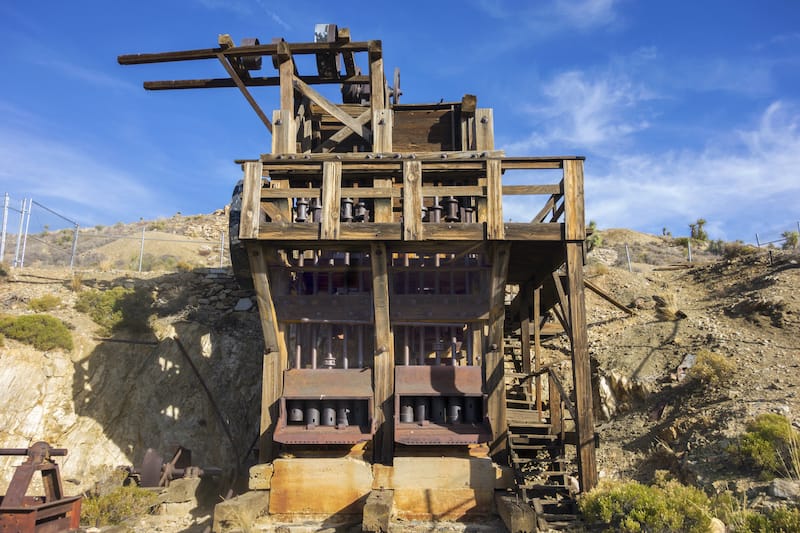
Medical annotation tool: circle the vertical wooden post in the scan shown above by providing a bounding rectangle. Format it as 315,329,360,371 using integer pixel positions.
486,158,504,239
486,242,510,455
370,243,394,464
239,162,263,240
369,40,392,153
562,158,597,491
402,160,423,240
247,244,289,462
320,161,342,239
274,41,297,156
460,94,477,151
519,283,532,405
475,108,494,227
533,287,543,418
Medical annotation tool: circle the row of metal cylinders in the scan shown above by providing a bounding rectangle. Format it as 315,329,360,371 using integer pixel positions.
287,399,368,428
399,396,481,425
294,196,475,223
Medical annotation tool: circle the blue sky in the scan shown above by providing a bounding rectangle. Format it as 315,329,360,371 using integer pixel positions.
1,1,798,243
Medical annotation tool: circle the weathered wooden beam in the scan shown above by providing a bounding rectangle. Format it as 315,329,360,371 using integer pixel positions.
240,162,263,239
563,159,586,241
520,283,532,405
118,41,373,65
584,279,635,315
142,74,370,90
247,244,289,462
486,242,511,455
271,109,296,155
474,109,494,151
215,49,272,133
320,161,342,239
292,75,372,142
316,110,371,153
566,241,597,491
370,243,394,464
402,160,423,240
531,195,558,223
486,159,504,239
533,287,543,418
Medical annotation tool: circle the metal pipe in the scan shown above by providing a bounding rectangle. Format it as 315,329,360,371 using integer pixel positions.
357,325,364,368
403,326,410,366
20,198,32,267
466,325,474,366
450,328,458,366
434,327,441,365
323,324,335,368
418,326,425,365
311,324,318,369
342,326,349,369
295,329,302,369
12,199,24,267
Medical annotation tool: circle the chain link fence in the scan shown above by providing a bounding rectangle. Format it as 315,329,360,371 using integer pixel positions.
1,193,231,271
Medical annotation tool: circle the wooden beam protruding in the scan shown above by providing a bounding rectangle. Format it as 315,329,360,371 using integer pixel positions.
475,108,494,151
402,160,423,240
271,109,297,155
370,243,394,464
316,109,371,153
320,161,342,239
563,159,586,241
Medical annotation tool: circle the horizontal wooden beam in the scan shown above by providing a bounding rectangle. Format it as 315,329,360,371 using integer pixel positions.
118,41,373,65
144,74,370,91
292,75,372,142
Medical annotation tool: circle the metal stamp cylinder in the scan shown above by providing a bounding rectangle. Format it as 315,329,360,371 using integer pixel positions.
321,401,336,426
305,403,320,427
447,397,463,424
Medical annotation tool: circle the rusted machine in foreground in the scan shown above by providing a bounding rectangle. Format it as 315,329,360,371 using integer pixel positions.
0,442,81,533
119,25,596,529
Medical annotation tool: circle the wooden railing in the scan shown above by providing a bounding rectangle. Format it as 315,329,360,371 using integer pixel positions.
239,153,585,243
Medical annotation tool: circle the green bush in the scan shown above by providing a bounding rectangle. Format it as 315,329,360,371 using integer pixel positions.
0,314,73,351
28,294,62,312
75,286,153,335
80,485,158,527
579,479,711,532
713,492,800,532
733,413,800,478
688,349,735,386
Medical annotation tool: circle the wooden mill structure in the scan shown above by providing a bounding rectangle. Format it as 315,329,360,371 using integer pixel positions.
119,25,597,530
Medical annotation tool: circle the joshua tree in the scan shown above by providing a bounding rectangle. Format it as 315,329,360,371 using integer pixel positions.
689,219,708,241
782,230,799,250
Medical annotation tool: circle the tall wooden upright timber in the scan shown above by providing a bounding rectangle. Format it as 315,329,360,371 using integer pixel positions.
118,26,598,492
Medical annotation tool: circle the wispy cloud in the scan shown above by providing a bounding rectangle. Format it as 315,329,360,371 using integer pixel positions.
504,68,655,153
254,0,291,31
32,59,135,91
471,0,623,33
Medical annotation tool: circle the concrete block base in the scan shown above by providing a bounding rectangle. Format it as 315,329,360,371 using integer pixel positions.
362,489,394,532
495,492,535,533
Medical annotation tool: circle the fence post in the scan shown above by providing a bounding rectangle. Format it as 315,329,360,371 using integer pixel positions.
624,243,632,272
0,193,8,262
70,224,79,270
138,226,145,272
755,233,760,248
13,199,25,267
687,240,692,263
20,198,32,267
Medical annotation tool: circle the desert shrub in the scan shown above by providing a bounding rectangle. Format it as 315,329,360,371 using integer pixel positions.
147,219,167,231
723,241,758,259
80,485,158,527
75,286,153,335
0,333,4,346
175,260,193,272
70,272,83,292
732,413,800,479
714,492,800,532
688,349,735,385
653,294,686,321
28,294,62,312
0,262,8,278
0,314,73,351
782,231,799,250
579,478,711,532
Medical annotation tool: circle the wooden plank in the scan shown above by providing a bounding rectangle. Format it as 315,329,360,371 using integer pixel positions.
274,294,373,323
320,161,342,239
340,223,401,240
402,160,423,240
118,41,373,65
501,160,561,170
373,178,393,222
548,372,563,438
420,185,483,197
520,283,532,405
531,195,557,223
502,185,561,195
422,223,484,240
247,244,288,462
369,40,391,153
533,287,543,418
317,109,371,153
143,74,371,90
486,242,511,455
474,109,494,151
278,41,294,117
552,272,570,330
240,162,263,239
563,159,586,240
260,187,400,199
486,158,504,239
390,295,488,322
584,279,635,315
258,223,319,240
370,243,394,464
566,241,597,491
503,223,563,241
292,75,372,142
261,150,503,162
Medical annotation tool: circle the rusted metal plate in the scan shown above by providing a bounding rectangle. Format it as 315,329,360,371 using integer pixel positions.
395,366,483,396
273,425,373,445
394,424,492,445
283,368,373,399
0,496,82,533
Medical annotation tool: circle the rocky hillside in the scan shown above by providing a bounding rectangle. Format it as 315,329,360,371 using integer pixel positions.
0,222,798,530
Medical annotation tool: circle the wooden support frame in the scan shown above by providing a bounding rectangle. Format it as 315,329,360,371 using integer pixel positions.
293,75,372,142
320,161,342,239
486,242,511,455
370,243,394,464
402,160,423,240
486,158,504,239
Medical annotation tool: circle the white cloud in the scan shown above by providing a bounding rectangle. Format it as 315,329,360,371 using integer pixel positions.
470,0,622,34
504,69,654,153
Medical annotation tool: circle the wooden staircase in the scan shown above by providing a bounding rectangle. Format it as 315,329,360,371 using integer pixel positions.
503,325,582,530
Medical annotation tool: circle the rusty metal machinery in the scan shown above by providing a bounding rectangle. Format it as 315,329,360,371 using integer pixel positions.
0,442,81,532
125,446,222,488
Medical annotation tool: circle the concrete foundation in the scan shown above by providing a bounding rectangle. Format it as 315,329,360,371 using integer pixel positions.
212,491,270,533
